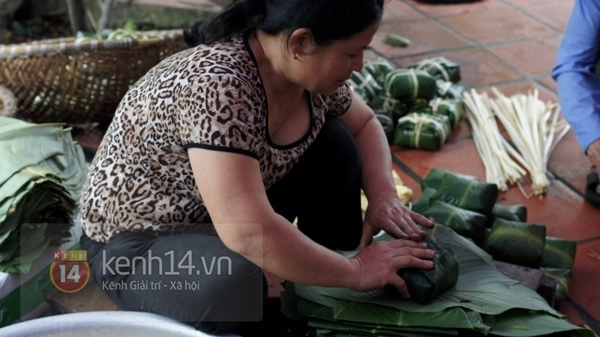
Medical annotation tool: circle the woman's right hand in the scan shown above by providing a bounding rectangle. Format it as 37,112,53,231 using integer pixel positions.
348,239,435,299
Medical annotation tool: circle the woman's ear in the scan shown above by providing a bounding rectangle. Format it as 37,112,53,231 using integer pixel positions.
287,28,316,59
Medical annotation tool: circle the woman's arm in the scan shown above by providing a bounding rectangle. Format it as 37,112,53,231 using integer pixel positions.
338,93,434,247
552,0,600,153
188,147,434,297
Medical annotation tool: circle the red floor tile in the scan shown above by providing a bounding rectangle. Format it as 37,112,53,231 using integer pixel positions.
372,19,469,59
517,0,575,32
547,131,592,181
568,239,600,318
383,0,428,22
487,35,563,77
403,0,508,18
439,6,557,45
393,137,486,182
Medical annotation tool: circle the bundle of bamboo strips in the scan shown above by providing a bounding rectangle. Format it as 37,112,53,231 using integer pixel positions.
463,88,570,198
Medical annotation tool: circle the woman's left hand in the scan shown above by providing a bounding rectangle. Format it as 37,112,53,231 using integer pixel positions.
360,193,434,248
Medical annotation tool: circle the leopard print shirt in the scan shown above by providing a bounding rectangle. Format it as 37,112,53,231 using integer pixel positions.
80,31,353,242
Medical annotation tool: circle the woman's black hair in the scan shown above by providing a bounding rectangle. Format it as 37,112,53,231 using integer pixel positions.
183,0,385,47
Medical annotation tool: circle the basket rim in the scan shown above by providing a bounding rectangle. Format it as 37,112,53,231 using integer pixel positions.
0,29,185,59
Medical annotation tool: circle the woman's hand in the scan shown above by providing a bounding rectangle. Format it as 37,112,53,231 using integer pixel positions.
360,193,434,248
349,238,435,298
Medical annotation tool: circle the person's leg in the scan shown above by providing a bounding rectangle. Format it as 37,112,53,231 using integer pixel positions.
266,117,363,251
81,231,266,336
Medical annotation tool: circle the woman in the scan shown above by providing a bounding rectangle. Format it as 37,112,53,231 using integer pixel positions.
80,0,435,335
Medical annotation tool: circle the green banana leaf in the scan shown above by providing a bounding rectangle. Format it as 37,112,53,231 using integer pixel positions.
377,113,395,144
420,168,477,192
294,290,488,332
363,58,397,84
0,117,87,274
487,219,546,268
411,187,438,215
540,236,576,270
429,97,463,130
411,57,461,83
384,69,438,101
490,204,528,224
541,268,571,306
291,226,593,336
437,81,465,100
349,69,386,104
393,113,451,151
399,233,459,305
407,99,433,115
429,172,498,217
421,200,487,246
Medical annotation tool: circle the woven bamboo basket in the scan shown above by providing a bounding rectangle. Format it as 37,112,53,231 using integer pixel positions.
0,29,188,126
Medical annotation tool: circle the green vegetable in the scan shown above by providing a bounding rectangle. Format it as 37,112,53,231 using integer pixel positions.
384,33,411,47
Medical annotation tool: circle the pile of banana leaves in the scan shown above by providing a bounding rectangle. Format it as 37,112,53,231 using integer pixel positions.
349,56,465,151
0,117,87,273
282,225,592,337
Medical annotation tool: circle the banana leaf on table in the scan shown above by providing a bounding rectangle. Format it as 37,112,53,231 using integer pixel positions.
285,225,593,337
0,117,87,273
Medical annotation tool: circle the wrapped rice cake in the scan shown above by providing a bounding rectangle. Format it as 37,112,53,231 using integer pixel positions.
429,97,464,129
363,57,396,84
393,112,451,151
541,236,576,270
412,56,461,83
487,219,546,268
399,230,459,304
429,172,499,217
384,68,438,101
349,69,385,104
421,168,477,191
491,203,528,224
422,200,487,246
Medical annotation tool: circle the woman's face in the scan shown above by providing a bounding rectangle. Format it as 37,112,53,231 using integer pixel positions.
297,21,381,96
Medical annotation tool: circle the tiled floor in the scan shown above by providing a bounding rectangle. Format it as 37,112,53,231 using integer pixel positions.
90,0,600,334
376,0,600,333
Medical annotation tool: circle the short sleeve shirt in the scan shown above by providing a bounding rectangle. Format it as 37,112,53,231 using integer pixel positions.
80,31,353,242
